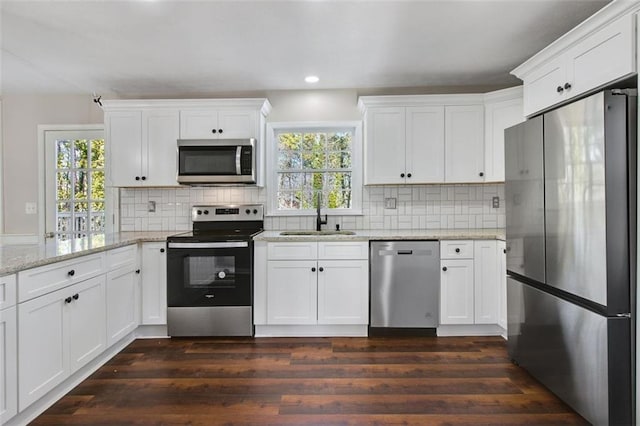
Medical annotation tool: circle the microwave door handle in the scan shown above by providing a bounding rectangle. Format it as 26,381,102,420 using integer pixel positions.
236,146,242,175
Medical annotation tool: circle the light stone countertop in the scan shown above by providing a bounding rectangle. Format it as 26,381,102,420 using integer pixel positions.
0,231,173,276
253,228,505,242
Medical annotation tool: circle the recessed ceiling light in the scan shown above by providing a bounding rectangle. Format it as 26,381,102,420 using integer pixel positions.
305,75,319,84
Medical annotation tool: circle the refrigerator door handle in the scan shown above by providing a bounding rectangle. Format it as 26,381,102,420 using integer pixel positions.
615,313,631,318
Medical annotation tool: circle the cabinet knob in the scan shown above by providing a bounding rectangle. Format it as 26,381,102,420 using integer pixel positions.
141,176,146,181
311,267,316,272
479,172,484,177
503,249,507,254
442,266,447,271
564,82,572,90
212,129,217,134
407,173,412,178
400,173,405,178
68,269,75,277
135,269,141,274
160,248,165,253
65,297,72,304
73,293,79,300
556,86,564,93
319,267,324,272
135,176,140,181
455,248,460,253
218,129,223,134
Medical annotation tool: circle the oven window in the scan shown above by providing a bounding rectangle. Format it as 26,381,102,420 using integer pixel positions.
185,255,235,288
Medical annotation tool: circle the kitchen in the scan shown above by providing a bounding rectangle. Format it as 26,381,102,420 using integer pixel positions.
0,0,636,424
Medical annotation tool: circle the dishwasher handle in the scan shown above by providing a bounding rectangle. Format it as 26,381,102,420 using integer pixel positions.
397,250,413,255
376,249,434,256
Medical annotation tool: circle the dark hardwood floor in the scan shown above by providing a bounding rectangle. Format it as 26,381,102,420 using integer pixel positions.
31,336,589,425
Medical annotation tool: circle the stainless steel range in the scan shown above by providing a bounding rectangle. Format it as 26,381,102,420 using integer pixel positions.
166,204,263,336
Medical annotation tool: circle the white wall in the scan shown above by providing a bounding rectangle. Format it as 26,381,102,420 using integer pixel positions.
265,89,361,122
1,95,103,235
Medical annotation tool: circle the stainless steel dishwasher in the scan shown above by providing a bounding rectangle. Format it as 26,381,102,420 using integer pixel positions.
370,241,440,333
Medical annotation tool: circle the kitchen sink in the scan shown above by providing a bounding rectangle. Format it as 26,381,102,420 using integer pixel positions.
279,230,356,236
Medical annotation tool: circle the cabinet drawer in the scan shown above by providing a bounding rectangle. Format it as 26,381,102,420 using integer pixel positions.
267,242,317,260
0,274,17,310
440,240,474,259
18,253,105,303
107,244,138,271
318,242,368,260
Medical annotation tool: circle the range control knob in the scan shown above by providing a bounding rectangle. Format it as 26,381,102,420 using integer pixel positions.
203,210,209,215
197,210,202,215
253,209,258,214
246,209,251,214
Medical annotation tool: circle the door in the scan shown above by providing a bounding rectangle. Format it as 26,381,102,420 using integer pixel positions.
266,260,317,324
364,107,406,184
0,306,17,423
406,106,445,183
106,111,143,186
317,260,368,325
67,276,106,372
143,110,180,186
444,105,485,182
106,266,138,347
522,56,568,116
179,110,219,139
440,259,474,324
504,116,545,282
217,109,257,139
18,288,68,410
473,240,498,324
141,242,167,324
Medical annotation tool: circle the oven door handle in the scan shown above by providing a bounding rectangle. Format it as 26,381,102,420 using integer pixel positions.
167,241,249,249
236,146,242,175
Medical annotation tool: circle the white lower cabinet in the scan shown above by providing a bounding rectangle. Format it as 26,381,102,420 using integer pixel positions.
497,241,507,330
106,266,139,347
440,240,502,327
140,243,167,325
264,242,369,327
0,306,17,423
18,275,106,411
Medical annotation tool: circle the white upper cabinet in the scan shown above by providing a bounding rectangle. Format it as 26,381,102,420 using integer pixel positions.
179,108,257,139
364,107,406,184
406,106,445,183
444,105,484,183
513,7,636,117
143,110,181,186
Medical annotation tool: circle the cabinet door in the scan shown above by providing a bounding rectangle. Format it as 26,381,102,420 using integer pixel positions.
473,241,499,324
106,266,138,347
522,56,568,117
440,259,474,325
267,261,317,324
18,288,68,410
217,109,257,139
143,110,180,186
106,110,143,186
67,276,106,373
405,106,445,183
0,306,17,423
317,260,369,325
484,97,523,182
364,107,406,184
497,241,507,330
179,110,218,139
569,13,635,98
444,105,485,183
141,243,167,325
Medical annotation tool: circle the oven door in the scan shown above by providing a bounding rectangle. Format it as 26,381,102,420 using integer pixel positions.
167,241,252,307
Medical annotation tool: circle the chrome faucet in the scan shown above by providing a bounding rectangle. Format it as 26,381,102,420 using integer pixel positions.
316,192,328,231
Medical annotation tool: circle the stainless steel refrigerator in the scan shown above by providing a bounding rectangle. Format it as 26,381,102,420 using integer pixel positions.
505,89,636,426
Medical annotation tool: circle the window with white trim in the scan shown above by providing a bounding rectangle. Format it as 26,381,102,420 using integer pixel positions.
267,122,362,215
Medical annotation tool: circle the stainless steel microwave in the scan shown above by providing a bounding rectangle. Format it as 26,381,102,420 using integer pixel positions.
177,138,256,184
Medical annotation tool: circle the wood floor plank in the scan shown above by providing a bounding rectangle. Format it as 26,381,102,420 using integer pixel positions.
31,336,589,425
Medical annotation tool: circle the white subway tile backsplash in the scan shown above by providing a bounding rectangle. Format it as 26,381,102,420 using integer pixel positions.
118,184,505,232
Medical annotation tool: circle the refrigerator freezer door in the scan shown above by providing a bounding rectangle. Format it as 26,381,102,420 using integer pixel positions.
507,277,632,426
504,116,545,283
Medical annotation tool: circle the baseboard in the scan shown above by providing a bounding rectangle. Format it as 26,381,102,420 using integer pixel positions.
135,324,168,338
436,324,505,337
254,324,368,337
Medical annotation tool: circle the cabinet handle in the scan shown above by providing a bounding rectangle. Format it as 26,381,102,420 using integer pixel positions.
442,267,447,271
564,82,572,90
65,297,72,304
479,172,484,177
212,129,217,134
407,173,412,178
160,248,165,253
73,293,79,300
319,267,324,272
556,86,564,93
218,129,223,134
311,267,316,272
400,173,405,178
455,248,460,253
68,269,75,277
135,269,141,274
135,176,140,181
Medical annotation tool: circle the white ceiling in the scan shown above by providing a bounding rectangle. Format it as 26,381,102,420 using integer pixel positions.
1,0,610,98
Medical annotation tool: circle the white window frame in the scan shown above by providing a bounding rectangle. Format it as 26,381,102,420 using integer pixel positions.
266,121,363,217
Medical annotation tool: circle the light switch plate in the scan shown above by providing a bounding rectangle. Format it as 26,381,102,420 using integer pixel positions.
492,196,500,208
25,202,37,215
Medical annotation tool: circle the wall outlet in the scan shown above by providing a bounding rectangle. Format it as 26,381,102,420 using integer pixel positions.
384,198,397,209
25,202,37,215
492,196,500,209
148,201,156,213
